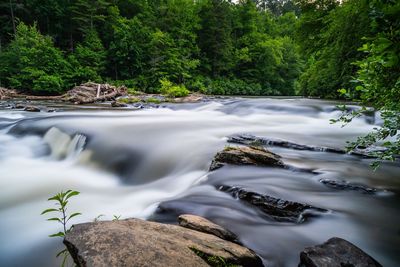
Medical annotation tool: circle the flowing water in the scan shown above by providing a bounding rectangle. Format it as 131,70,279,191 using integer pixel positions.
0,98,399,267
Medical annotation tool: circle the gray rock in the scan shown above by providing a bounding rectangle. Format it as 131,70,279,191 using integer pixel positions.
64,218,264,267
178,214,240,243
210,145,284,171
299,237,382,267
319,179,381,194
23,106,40,112
217,185,327,223
111,101,127,107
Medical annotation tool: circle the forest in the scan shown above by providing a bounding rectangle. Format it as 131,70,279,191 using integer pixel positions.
0,0,397,98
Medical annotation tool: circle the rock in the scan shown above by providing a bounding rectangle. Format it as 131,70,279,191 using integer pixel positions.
299,237,382,267
64,218,264,267
217,185,327,223
227,133,388,158
23,106,41,112
178,214,240,244
210,146,284,171
111,101,127,107
319,179,380,194
228,134,343,154
14,103,26,109
64,82,127,104
171,93,206,103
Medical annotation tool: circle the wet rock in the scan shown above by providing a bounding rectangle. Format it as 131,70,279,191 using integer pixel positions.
64,218,264,267
14,103,26,109
228,133,388,158
319,179,380,194
111,101,127,107
228,134,343,153
23,106,41,112
299,237,382,267
217,185,327,223
178,214,240,244
210,146,284,171
170,93,206,103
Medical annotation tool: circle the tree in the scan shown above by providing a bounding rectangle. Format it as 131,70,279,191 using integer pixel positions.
0,22,71,94
336,0,400,166
69,29,107,83
198,0,234,77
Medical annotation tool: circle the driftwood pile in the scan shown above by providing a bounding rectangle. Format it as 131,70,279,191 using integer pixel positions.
64,82,127,104
0,87,18,100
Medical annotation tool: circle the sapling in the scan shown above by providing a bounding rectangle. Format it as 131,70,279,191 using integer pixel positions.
41,190,81,267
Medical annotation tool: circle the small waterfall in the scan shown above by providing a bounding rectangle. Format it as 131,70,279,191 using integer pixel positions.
43,127,86,160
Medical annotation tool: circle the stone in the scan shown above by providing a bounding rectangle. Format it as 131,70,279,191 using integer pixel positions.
23,105,40,112
111,101,127,107
299,237,382,267
178,214,240,243
64,218,264,267
319,179,380,194
210,145,284,171
217,185,327,223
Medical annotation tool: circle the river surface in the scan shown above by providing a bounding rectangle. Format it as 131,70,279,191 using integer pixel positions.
0,98,399,267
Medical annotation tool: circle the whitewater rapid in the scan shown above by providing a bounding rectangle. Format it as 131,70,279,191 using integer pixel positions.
0,98,399,267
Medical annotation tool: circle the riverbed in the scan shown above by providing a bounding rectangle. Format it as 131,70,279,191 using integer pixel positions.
0,98,399,267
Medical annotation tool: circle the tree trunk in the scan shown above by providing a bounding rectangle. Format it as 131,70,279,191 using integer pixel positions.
9,0,16,36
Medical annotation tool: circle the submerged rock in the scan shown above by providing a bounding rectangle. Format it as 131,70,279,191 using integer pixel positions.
178,214,240,244
23,105,41,112
210,145,284,171
319,178,380,194
111,101,127,107
64,218,264,267
299,237,382,267
217,185,327,223
227,133,387,158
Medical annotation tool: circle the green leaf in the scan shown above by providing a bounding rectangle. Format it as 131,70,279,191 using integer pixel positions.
67,212,82,222
49,232,65,238
47,217,62,223
56,248,68,258
65,190,80,201
40,208,58,215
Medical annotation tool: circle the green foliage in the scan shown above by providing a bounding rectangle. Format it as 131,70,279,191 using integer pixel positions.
190,247,240,267
0,22,70,94
159,78,190,98
41,190,81,266
333,0,400,166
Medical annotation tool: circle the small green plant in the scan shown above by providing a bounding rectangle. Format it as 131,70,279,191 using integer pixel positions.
190,247,239,267
144,97,162,104
41,190,81,267
159,78,190,98
112,215,122,221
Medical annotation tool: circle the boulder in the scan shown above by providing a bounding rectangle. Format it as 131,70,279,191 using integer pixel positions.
319,179,380,194
178,214,240,243
23,105,41,112
217,185,327,223
111,101,127,108
64,218,264,267
210,146,284,171
64,82,127,104
299,237,382,267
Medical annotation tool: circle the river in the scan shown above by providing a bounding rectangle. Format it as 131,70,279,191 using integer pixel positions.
0,98,399,267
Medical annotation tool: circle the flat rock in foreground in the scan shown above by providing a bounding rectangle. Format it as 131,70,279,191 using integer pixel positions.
210,145,284,171
300,237,382,267
178,214,240,243
64,218,264,267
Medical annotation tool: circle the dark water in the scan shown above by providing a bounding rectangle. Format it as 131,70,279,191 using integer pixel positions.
0,98,399,266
